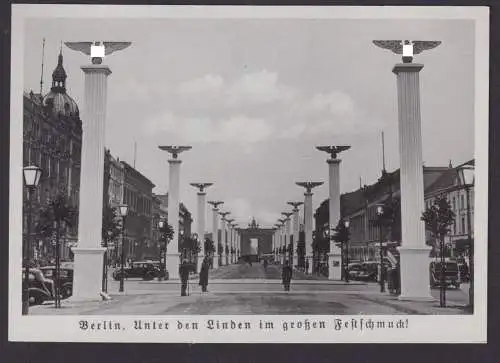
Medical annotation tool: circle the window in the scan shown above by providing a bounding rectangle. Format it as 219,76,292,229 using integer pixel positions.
461,217,466,234
452,197,456,211
453,220,456,235
460,195,465,210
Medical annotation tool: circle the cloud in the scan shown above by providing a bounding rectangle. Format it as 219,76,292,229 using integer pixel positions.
222,198,281,227
310,91,355,115
144,112,273,145
177,74,224,97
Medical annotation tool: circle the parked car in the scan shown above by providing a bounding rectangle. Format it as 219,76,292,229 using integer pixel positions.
430,260,460,289
348,262,364,280
356,262,379,282
112,261,161,281
22,268,55,306
39,266,74,299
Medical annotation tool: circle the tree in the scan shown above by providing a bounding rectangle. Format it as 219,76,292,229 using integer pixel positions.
204,238,215,254
35,191,77,307
332,219,351,282
180,236,201,254
101,204,121,249
421,195,455,308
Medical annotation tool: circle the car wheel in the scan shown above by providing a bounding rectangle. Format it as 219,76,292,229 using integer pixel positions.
61,284,73,299
143,273,154,281
30,293,44,306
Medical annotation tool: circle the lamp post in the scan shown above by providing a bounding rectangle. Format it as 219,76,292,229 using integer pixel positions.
118,204,129,292
458,165,474,311
376,204,386,292
22,165,42,315
344,219,350,283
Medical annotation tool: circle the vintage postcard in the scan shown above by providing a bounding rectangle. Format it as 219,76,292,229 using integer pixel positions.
9,5,488,343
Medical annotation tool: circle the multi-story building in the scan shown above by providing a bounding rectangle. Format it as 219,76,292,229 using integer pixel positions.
121,161,155,261
314,161,475,267
153,193,193,251
23,49,82,261
107,151,125,208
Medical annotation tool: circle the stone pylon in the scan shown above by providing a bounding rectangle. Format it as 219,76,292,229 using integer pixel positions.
190,183,213,273
373,39,441,300
273,225,280,261
282,212,293,264
226,219,234,264
219,212,230,266
67,42,131,301
208,201,223,269
288,201,303,269
159,146,192,280
296,182,323,274
316,146,351,280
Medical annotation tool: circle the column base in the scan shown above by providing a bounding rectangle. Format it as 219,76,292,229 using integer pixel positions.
328,253,342,280
71,247,106,301
166,253,181,280
397,246,435,301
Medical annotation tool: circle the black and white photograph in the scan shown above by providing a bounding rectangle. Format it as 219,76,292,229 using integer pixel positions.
9,5,488,343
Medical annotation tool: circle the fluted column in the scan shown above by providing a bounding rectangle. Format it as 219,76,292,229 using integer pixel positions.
208,201,223,269
72,64,111,300
288,202,303,270
328,159,342,280
166,160,181,279
394,63,433,301
303,195,314,274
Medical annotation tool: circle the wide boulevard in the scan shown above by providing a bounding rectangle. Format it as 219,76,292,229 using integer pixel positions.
31,262,470,315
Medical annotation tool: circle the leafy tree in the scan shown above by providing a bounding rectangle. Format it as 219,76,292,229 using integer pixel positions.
421,195,455,308
204,238,215,254
36,191,77,243
180,236,201,254
159,221,174,246
421,196,455,252
101,203,121,248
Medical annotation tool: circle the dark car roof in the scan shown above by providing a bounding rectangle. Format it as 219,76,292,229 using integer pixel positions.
40,266,73,270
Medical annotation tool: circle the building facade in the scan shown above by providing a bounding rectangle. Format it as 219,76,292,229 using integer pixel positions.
121,161,155,261
313,162,475,269
23,50,82,262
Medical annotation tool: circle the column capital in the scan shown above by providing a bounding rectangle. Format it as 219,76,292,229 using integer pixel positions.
304,192,313,197
81,64,112,76
168,159,182,165
197,192,206,196
392,63,424,74
327,158,342,165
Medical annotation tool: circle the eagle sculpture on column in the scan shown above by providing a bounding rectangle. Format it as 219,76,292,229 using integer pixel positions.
316,145,351,160
158,146,192,159
65,41,132,64
372,40,441,63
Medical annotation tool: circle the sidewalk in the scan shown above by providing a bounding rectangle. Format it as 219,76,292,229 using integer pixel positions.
355,293,468,315
140,278,366,285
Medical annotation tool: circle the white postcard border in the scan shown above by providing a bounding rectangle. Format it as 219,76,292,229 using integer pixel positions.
9,4,489,343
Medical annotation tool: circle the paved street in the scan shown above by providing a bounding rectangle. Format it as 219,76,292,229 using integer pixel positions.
31,263,470,315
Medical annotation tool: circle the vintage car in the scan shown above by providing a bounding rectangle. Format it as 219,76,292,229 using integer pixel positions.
39,266,74,299
355,261,380,282
22,268,55,306
112,260,161,281
429,260,460,289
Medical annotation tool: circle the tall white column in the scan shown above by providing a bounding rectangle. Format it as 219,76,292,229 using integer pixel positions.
328,159,342,280
288,202,302,269
393,63,433,301
167,160,181,279
208,201,223,269
191,183,212,273
228,225,233,264
196,191,206,273
72,64,111,301
220,213,229,266
304,192,313,274
282,213,292,264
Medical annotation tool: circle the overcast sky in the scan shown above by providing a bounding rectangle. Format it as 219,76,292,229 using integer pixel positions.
23,17,475,231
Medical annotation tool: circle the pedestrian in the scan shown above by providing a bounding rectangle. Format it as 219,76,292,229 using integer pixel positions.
199,256,210,293
179,259,190,296
282,260,293,292
263,259,268,271
305,259,310,274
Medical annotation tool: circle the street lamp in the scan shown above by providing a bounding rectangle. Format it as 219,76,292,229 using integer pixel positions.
344,219,350,283
117,204,129,292
457,165,474,311
22,165,42,315
376,204,386,292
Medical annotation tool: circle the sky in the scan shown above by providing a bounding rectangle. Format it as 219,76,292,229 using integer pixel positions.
23,17,475,232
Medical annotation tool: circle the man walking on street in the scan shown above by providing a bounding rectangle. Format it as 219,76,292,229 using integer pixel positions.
179,259,191,296
282,260,293,292
199,256,210,293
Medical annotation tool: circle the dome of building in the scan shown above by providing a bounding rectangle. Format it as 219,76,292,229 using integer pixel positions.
42,50,79,118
